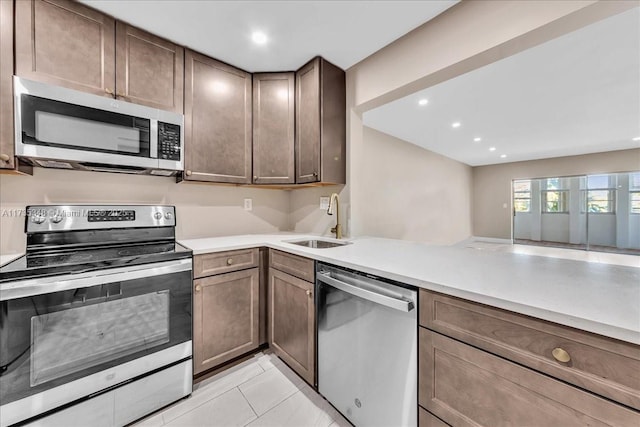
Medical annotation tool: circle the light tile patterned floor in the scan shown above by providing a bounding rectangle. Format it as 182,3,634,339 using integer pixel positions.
132,353,352,427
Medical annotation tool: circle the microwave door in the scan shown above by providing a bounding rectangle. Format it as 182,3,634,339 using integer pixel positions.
13,77,170,170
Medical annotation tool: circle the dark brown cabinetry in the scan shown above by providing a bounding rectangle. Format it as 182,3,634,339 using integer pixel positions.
15,0,116,96
115,22,184,112
183,50,252,184
418,289,640,426
0,0,14,169
252,73,295,184
15,0,183,112
269,250,315,384
295,57,346,184
193,249,261,375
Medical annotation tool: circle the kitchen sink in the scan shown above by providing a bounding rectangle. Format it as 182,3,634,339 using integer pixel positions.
287,239,351,249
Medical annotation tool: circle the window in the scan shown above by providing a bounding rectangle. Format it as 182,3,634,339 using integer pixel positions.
542,177,569,213
631,172,640,214
513,180,531,212
586,174,616,214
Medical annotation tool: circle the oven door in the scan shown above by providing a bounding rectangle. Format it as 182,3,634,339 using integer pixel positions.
14,77,163,169
0,258,192,425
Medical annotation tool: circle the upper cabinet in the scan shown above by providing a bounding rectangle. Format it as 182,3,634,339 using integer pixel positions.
252,73,295,185
295,57,346,184
15,0,184,112
0,0,14,169
183,50,252,184
115,22,184,112
15,0,116,96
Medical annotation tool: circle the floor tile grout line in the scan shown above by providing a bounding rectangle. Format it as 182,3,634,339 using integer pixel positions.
164,386,247,426
237,385,260,424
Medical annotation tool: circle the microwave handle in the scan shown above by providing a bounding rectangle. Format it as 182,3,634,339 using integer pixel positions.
150,119,158,159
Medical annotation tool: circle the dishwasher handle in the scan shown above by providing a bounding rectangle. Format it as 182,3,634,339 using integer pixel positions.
317,271,414,312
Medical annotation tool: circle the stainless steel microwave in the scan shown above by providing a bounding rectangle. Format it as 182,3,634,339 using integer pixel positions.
14,77,184,176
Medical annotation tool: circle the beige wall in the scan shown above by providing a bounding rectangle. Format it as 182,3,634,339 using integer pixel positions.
357,127,472,244
289,185,346,236
472,148,640,239
0,168,290,254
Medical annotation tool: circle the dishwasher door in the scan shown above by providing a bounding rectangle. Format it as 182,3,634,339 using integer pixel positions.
316,264,417,427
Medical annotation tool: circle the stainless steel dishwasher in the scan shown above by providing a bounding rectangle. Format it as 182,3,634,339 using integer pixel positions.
316,263,417,427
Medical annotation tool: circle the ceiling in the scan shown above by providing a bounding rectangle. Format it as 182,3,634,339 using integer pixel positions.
81,0,458,72
363,7,640,166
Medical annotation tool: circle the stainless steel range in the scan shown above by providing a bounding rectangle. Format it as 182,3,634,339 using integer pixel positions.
0,205,193,427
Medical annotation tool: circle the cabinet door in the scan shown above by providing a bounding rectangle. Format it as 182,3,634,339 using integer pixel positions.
419,329,640,427
115,22,184,113
295,58,321,183
269,269,315,384
15,0,116,96
184,50,252,184
252,73,295,184
0,0,14,169
193,268,260,375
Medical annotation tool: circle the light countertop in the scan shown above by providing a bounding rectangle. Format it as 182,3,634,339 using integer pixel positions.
179,234,640,345
0,253,23,268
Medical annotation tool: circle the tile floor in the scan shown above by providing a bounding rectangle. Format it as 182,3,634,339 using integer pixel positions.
132,353,352,427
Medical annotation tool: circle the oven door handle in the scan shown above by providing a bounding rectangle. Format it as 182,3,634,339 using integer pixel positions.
317,271,414,312
0,258,192,301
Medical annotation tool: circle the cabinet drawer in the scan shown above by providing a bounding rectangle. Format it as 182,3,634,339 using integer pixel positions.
419,290,640,410
194,248,259,278
419,329,639,427
269,249,314,283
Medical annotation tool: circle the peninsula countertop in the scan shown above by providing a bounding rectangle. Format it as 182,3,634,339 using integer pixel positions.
179,234,640,345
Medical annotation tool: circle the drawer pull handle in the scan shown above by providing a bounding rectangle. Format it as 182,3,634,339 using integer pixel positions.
306,290,312,297
552,347,571,363
195,284,202,292
227,258,234,265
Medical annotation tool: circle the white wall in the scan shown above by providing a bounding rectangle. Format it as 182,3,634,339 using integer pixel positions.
0,168,291,254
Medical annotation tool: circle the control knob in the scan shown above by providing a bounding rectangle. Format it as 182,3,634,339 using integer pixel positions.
51,213,64,223
31,214,46,224
154,212,163,220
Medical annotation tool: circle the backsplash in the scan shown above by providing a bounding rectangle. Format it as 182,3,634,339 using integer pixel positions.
0,168,292,254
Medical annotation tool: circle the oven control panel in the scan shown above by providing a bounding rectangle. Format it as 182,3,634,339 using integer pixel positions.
26,205,176,232
88,209,136,223
158,122,181,161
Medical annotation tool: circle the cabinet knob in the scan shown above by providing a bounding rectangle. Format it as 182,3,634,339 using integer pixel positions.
0,153,9,162
254,176,258,181
105,88,114,96
306,290,312,297
186,170,192,176
552,347,571,363
227,258,234,265
195,284,202,292
312,172,318,178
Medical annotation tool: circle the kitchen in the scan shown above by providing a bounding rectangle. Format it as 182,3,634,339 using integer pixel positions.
0,1,639,426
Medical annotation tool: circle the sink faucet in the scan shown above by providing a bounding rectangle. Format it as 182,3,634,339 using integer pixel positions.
327,193,342,239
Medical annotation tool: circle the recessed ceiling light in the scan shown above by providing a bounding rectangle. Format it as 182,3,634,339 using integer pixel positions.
418,99,429,106
489,147,496,152
500,154,507,158
451,122,461,128
473,137,482,142
633,136,640,141
252,31,268,45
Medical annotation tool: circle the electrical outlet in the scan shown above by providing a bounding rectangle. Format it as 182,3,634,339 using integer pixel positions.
244,198,252,211
320,197,330,210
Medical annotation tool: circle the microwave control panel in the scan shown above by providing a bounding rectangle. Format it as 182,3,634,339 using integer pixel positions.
158,122,181,161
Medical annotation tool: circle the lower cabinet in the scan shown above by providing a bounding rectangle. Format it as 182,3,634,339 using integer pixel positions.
269,267,315,385
193,268,260,375
418,289,640,427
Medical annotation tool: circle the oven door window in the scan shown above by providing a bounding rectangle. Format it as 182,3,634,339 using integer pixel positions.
30,291,170,387
20,94,151,157
0,269,191,405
